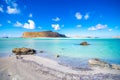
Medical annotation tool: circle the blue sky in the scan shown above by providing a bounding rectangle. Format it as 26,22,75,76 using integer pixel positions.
0,0,120,37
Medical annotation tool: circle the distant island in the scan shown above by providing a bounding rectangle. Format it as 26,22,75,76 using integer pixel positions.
112,36,120,39
22,31,66,38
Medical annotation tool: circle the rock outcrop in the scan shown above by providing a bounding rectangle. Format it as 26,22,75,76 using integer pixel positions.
55,54,60,58
88,58,110,68
80,42,89,46
111,64,120,70
88,58,120,70
12,48,36,55
22,31,66,38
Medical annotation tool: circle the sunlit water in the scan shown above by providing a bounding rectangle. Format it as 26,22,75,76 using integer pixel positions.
0,38,120,67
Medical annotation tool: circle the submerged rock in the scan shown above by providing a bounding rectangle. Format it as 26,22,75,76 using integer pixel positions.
88,58,110,68
12,48,36,55
55,54,60,58
80,42,89,46
39,50,44,53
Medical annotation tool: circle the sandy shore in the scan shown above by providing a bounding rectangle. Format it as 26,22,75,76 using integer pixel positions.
0,55,120,80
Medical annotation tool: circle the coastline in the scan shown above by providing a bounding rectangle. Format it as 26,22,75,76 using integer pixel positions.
0,55,120,80
1,37,120,39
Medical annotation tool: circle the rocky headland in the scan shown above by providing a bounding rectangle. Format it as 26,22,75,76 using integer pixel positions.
22,31,66,38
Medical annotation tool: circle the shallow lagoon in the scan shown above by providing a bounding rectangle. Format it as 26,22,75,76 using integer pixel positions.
0,38,120,66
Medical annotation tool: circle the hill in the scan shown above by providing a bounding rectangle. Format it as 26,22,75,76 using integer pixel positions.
22,31,66,38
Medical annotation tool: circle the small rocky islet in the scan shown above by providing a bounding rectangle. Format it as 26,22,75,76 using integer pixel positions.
80,41,90,46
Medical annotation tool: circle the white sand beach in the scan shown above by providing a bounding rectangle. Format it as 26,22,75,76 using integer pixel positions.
0,55,120,80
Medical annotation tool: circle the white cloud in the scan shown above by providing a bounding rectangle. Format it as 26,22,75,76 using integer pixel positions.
96,24,107,29
0,7,4,12
13,20,35,29
88,26,97,30
76,25,82,28
88,24,107,30
75,12,82,20
7,20,11,23
23,20,35,29
14,21,23,27
29,13,32,18
52,17,60,21
7,6,20,14
108,29,112,31
5,0,17,6
0,24,2,27
51,24,60,30
84,14,89,20
5,0,20,14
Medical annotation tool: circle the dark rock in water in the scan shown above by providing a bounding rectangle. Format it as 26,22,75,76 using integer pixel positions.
3,36,8,38
12,48,36,55
61,48,65,50
55,54,60,58
80,42,89,46
39,50,44,53
88,58,111,68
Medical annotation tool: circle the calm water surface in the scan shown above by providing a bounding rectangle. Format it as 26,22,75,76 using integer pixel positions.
0,38,120,65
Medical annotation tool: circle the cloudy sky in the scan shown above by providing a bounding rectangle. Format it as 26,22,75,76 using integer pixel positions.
0,0,120,37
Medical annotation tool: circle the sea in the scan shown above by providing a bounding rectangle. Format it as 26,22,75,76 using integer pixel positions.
0,38,120,68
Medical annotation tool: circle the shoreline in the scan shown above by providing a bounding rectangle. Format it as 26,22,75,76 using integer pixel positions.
1,37,120,39
0,55,120,80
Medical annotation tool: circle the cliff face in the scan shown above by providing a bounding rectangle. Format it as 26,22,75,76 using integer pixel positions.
22,31,66,38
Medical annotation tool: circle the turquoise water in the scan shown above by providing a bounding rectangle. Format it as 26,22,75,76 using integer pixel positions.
0,38,120,64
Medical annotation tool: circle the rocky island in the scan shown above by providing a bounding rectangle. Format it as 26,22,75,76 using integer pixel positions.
22,31,66,38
